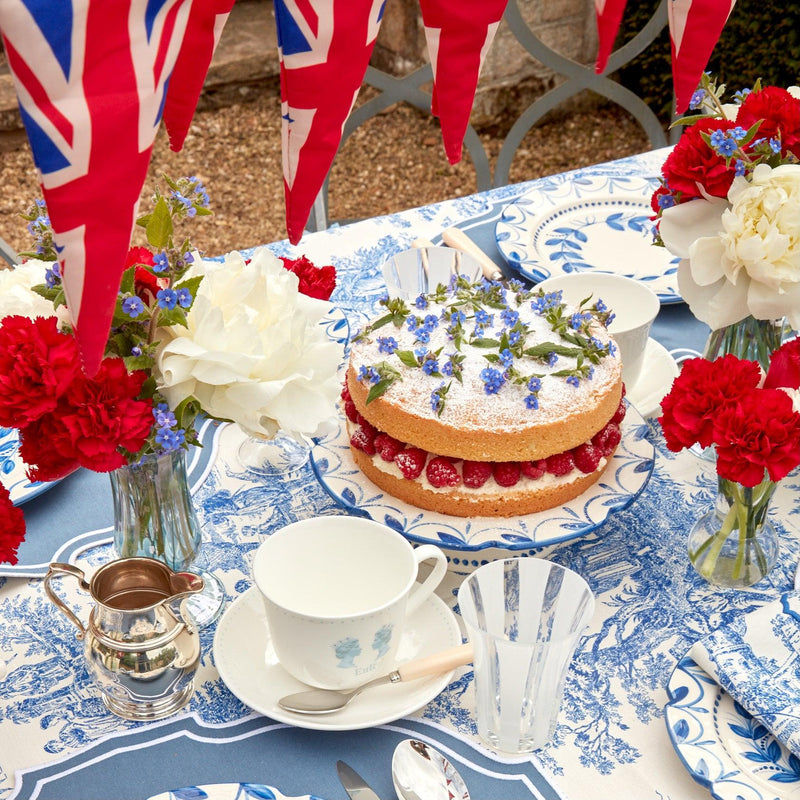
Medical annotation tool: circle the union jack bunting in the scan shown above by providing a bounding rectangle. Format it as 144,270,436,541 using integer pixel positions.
419,0,506,165
275,0,386,245
594,0,736,113
0,0,194,375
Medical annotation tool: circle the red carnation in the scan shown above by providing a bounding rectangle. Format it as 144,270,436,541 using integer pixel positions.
125,246,161,303
19,415,80,483
736,86,800,159
714,389,800,486
659,355,762,451
660,118,740,201
764,338,800,391
0,482,26,565
281,255,337,300
0,315,81,427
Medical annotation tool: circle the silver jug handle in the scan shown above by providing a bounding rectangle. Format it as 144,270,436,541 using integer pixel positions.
44,563,90,639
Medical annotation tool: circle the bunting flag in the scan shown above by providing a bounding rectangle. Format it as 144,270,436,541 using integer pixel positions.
418,0,506,165
593,0,629,74
162,0,235,152
275,0,386,245
0,0,195,375
668,0,736,113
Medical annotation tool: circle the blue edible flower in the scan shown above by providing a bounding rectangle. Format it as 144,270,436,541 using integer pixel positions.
377,336,399,355
157,288,178,310
480,367,505,395
122,296,145,318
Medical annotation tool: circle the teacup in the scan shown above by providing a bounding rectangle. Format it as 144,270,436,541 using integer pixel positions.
536,272,660,388
252,516,448,689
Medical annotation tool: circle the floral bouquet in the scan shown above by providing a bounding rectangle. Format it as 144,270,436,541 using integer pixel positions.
651,74,800,361
0,178,341,565
659,337,800,585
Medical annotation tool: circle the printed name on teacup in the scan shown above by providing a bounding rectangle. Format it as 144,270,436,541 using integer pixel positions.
252,516,448,690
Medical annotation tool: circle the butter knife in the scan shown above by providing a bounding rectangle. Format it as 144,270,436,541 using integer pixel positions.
336,760,381,800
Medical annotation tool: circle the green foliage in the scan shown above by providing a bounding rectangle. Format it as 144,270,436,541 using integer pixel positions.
616,0,800,125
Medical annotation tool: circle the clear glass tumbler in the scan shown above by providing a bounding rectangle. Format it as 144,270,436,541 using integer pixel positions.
458,557,595,753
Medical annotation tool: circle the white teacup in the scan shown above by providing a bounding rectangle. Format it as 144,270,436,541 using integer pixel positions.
536,272,659,389
252,516,448,690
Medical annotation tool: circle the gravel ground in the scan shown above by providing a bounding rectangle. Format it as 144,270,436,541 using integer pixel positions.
0,89,650,259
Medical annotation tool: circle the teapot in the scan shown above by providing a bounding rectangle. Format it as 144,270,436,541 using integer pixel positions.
44,557,205,721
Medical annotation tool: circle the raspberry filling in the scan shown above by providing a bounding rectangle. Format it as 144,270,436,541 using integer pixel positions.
342,384,626,490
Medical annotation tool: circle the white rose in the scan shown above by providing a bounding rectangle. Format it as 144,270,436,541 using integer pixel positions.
156,247,343,439
661,163,800,330
0,260,61,321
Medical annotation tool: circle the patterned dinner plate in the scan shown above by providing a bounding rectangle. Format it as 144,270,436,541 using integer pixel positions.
494,175,682,304
665,653,800,800
147,784,324,800
310,405,655,565
0,426,62,506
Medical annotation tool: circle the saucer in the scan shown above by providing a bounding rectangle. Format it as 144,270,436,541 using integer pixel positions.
213,586,462,731
626,338,679,418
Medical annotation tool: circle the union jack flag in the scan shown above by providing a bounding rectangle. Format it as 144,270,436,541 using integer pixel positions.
0,0,195,375
275,0,386,244
419,0,506,165
594,0,736,113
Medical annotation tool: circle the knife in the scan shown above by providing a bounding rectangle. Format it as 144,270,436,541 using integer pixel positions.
336,760,381,800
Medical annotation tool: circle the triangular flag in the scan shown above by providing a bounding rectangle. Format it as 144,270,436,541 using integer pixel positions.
593,0,629,74
418,0,508,164
669,0,736,113
276,0,386,244
0,0,196,375
163,0,236,152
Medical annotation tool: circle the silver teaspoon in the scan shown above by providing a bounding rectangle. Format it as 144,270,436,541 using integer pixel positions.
277,642,472,714
392,739,470,800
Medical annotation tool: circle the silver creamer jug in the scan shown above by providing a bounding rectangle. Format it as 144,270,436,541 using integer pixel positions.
44,557,205,721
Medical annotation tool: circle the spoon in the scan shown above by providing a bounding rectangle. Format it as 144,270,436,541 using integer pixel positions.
277,642,472,714
391,739,470,800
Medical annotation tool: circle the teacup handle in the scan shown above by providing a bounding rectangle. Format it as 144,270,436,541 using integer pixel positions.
44,563,91,639
406,544,448,616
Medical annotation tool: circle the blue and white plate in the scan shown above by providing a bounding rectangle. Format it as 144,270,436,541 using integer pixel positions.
665,653,800,800
147,784,323,800
310,407,654,566
495,175,682,304
0,426,62,506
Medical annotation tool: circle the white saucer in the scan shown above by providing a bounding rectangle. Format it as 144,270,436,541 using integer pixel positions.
626,338,679,418
213,586,462,731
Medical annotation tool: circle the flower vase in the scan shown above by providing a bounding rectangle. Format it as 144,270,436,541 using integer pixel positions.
702,315,787,372
111,449,224,626
687,474,779,588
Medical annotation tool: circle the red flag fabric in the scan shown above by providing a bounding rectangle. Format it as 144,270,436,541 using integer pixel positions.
275,0,385,245
0,0,195,375
418,0,507,165
593,0,629,74
669,0,736,113
163,0,235,152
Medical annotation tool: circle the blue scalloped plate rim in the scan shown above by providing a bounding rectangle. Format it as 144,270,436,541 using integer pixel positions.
665,652,800,800
310,404,654,553
494,175,682,305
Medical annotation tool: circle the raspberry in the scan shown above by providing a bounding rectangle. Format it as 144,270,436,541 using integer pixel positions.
573,443,601,474
343,399,359,422
521,459,547,480
493,461,521,487
395,448,427,479
426,456,461,488
546,451,575,477
462,461,493,488
341,381,352,403
350,426,376,455
592,423,622,456
374,432,404,462
611,400,626,425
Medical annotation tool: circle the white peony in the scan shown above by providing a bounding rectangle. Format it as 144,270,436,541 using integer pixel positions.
661,163,800,330
0,260,63,321
156,247,343,439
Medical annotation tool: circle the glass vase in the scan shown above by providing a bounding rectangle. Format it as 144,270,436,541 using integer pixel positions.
111,449,224,626
701,315,787,372
687,474,779,588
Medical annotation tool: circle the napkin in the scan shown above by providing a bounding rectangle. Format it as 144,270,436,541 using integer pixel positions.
689,592,800,757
